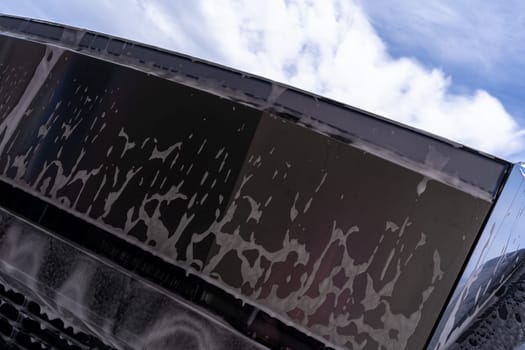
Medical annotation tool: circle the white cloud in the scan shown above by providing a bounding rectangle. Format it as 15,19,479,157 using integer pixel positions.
1,0,524,159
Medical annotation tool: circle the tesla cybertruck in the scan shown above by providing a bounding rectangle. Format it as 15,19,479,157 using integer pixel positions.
0,15,523,350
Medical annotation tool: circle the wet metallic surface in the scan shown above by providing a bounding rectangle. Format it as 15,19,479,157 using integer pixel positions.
0,14,510,199
429,164,525,349
0,208,267,350
0,18,512,349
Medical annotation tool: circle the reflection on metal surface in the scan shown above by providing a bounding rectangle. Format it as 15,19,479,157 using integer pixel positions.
0,208,267,350
430,164,525,349
0,14,515,350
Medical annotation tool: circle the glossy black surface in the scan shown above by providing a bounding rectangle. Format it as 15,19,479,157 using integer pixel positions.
0,14,509,199
0,208,267,350
0,15,512,350
429,164,525,349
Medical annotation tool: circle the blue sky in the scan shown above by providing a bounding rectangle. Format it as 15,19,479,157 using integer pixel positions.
359,1,525,125
1,0,524,161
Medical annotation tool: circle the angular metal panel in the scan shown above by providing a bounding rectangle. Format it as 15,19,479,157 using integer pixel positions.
0,14,509,200
0,15,513,350
210,114,492,349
